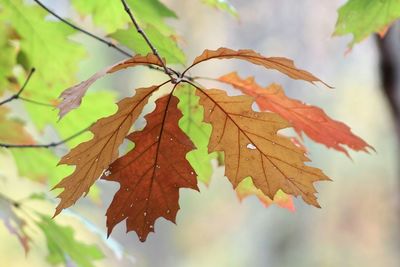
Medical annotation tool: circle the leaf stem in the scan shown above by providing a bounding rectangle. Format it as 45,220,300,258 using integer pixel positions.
120,0,177,81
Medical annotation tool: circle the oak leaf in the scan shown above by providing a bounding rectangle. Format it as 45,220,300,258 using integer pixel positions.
196,87,329,207
334,0,400,47
219,72,373,156
54,85,160,216
57,54,164,119
187,48,330,87
104,93,198,241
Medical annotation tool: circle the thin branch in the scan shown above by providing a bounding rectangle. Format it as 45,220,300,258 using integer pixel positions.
120,0,176,81
0,68,35,106
0,126,90,149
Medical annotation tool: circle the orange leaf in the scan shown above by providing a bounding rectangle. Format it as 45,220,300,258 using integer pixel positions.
54,85,160,216
186,48,330,87
219,72,373,156
104,93,198,241
57,54,164,119
196,87,329,207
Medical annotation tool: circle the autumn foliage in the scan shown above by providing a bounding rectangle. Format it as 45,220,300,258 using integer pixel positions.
54,48,372,241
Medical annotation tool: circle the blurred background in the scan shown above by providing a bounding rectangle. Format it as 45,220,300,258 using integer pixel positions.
1,0,399,266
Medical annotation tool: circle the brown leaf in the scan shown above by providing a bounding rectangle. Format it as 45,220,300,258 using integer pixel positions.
196,87,329,207
188,48,330,87
219,72,373,156
57,54,164,119
104,93,198,242
54,85,161,216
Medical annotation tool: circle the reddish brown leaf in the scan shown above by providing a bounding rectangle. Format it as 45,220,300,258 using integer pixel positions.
219,72,373,156
187,48,330,87
196,87,329,207
57,54,164,119
104,93,198,242
54,85,161,216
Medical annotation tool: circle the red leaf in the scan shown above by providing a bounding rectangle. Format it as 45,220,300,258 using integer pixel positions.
219,72,373,156
104,93,198,242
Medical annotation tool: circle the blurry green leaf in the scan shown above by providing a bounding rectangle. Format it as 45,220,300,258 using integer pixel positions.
110,26,186,64
334,0,400,47
175,84,216,185
0,0,85,85
72,0,176,34
0,24,17,94
37,215,104,267
201,0,238,17
11,148,68,183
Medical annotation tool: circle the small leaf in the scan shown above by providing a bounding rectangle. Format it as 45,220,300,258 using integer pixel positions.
104,93,198,242
57,54,163,119
54,85,160,216
201,0,238,17
0,107,33,144
236,177,295,212
188,48,330,87
334,0,400,47
0,195,30,253
196,88,329,207
37,215,103,267
219,72,373,156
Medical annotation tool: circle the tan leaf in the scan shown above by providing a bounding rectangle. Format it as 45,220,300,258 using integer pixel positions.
57,54,164,119
196,87,329,207
54,85,161,216
187,48,330,87
219,72,373,156
0,107,33,144
104,93,198,241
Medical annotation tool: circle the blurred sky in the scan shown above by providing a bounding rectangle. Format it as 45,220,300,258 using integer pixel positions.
1,0,400,267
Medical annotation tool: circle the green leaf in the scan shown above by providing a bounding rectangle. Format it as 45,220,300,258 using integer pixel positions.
109,26,186,65
175,84,217,185
334,0,400,47
201,0,238,17
72,0,176,34
37,215,104,267
0,0,85,85
0,24,17,94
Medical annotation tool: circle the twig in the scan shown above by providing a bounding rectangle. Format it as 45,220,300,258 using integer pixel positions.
0,68,35,106
0,126,89,149
120,0,177,81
